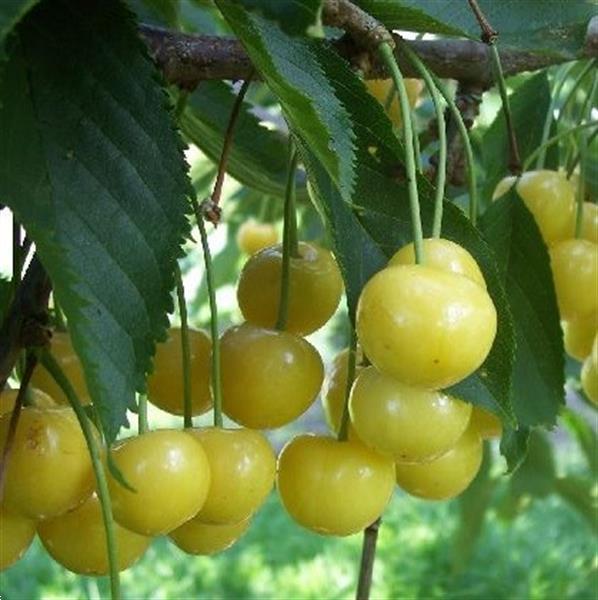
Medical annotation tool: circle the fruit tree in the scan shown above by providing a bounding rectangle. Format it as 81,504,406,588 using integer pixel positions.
0,0,597,598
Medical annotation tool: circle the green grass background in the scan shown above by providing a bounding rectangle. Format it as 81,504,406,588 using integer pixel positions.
1,481,595,600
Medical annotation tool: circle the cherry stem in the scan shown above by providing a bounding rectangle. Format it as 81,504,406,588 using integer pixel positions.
12,217,21,294
356,517,382,600
192,199,223,428
0,351,36,502
567,128,598,178
425,70,478,225
209,75,254,222
378,42,424,264
338,327,357,442
523,122,597,172
40,350,120,600
555,59,596,130
399,41,447,238
175,264,193,428
275,145,299,332
137,394,148,434
537,63,576,170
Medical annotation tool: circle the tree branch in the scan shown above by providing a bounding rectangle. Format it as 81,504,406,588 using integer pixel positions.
139,18,598,89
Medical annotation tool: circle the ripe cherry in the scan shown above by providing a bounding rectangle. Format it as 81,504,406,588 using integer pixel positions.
277,434,395,536
221,323,323,429
356,265,497,389
147,327,212,417
469,406,502,439
366,78,422,128
0,388,55,416
0,505,36,571
170,517,250,556
562,314,597,361
236,220,279,255
237,242,343,336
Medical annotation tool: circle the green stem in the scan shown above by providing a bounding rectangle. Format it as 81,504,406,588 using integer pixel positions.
12,217,21,294
378,42,424,264
523,122,598,172
412,119,423,175
137,395,148,434
567,129,598,178
40,350,120,600
192,201,223,428
489,44,522,175
174,90,189,120
426,70,477,225
555,59,596,129
275,146,299,331
536,62,576,170
175,265,193,428
337,328,357,442
574,137,587,239
384,85,396,112
566,73,598,176
399,42,447,238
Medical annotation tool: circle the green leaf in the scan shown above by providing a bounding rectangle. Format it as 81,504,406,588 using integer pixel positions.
220,5,516,423
480,191,564,427
0,278,11,324
216,0,356,200
0,0,38,58
500,426,530,473
554,475,598,532
357,1,596,57
0,0,192,442
236,0,323,35
480,71,555,204
509,430,556,497
181,81,308,201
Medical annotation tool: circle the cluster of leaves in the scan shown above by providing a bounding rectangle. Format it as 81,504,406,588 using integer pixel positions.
0,0,594,473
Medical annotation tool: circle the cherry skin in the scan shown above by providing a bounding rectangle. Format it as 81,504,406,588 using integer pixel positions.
395,426,483,500
237,242,343,336
581,356,598,405
107,429,211,536
349,366,472,462
236,219,279,255
0,388,55,416
221,323,323,429
0,406,95,519
562,314,597,361
469,406,502,439
366,78,422,128
0,505,36,571
494,170,576,245
356,265,497,389
147,327,212,417
593,333,598,369
321,348,363,440
38,494,151,575
187,427,276,524
580,202,598,245
277,434,395,536
492,175,517,200
389,238,486,288
550,239,597,320
170,517,251,556
30,332,91,405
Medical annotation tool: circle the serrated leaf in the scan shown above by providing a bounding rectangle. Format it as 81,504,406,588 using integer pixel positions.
509,430,556,497
0,0,38,58
0,0,192,442
237,0,322,35
181,81,308,201
481,71,557,204
357,1,595,57
480,191,564,427
216,0,356,200
222,6,517,422
500,426,530,473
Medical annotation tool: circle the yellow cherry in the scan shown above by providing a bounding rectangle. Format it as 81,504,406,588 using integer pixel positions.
170,517,250,556
492,176,517,200
38,494,151,575
562,314,597,361
581,356,598,405
395,426,483,500
0,505,36,571
237,242,343,336
366,78,422,128
389,238,486,288
580,202,598,244
469,406,502,439
147,327,212,417
236,220,279,255
0,388,55,416
356,265,497,389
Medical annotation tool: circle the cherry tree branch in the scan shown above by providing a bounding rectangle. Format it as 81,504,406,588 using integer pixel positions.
139,17,598,89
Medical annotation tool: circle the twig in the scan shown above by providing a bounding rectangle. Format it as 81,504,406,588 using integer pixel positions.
467,0,522,174
0,351,37,501
204,75,254,225
138,26,594,88
356,518,382,600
